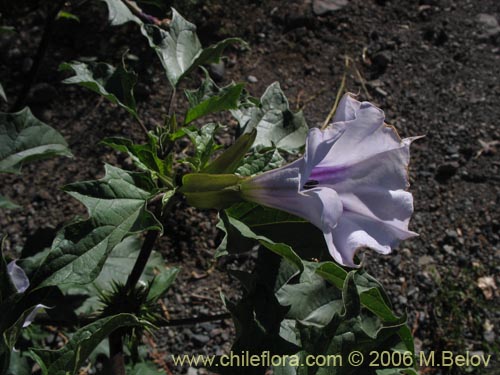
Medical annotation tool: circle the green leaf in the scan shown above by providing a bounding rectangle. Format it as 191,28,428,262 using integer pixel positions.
6,350,31,375
217,212,304,274
236,147,286,176
60,61,139,120
231,82,308,153
142,9,244,87
56,11,80,22
184,75,244,124
222,202,328,260
31,165,161,288
0,195,19,210
0,83,6,102
31,314,145,375
317,263,404,325
63,236,166,314
0,108,72,174
101,135,173,187
101,0,141,25
183,123,222,171
146,267,180,302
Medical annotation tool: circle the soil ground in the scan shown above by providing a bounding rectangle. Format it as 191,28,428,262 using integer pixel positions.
0,0,499,374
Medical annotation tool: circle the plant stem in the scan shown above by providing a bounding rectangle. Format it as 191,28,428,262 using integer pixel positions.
109,332,126,375
321,56,350,130
124,230,160,292
11,0,65,112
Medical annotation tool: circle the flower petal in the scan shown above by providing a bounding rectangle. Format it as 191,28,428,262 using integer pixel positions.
7,261,30,293
317,102,404,169
300,127,345,187
23,304,48,328
326,211,415,267
331,93,361,123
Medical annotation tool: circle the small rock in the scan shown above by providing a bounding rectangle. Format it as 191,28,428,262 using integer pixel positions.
209,61,225,82
312,0,348,16
477,14,499,31
247,75,258,83
192,333,210,345
418,255,434,266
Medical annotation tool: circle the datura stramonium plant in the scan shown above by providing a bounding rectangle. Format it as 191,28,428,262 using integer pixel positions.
240,94,419,267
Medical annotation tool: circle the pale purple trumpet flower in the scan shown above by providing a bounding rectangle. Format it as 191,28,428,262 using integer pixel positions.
7,261,30,293
240,94,418,267
7,260,47,327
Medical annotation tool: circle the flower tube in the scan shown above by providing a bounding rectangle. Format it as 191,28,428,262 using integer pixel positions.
241,94,418,267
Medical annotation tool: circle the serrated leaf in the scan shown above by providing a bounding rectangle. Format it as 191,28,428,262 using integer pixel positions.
31,314,145,375
60,61,139,120
183,123,222,171
0,108,72,174
231,82,308,153
101,0,141,25
101,135,173,187
236,147,286,176
63,236,165,314
31,165,161,288
0,195,19,210
184,74,244,124
142,9,244,87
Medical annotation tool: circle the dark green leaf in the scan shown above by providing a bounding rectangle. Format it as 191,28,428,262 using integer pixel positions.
231,82,308,153
217,212,304,273
101,0,141,25
32,165,161,288
60,61,139,120
0,195,19,210
147,267,180,302
6,350,31,375
101,135,173,187
141,9,244,87
342,271,361,319
63,236,165,314
0,108,72,174
31,314,145,375
236,147,286,176
185,77,244,124
183,123,222,171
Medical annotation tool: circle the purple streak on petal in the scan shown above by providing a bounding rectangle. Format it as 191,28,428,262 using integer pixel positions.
309,165,350,183
7,261,29,293
300,126,345,186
